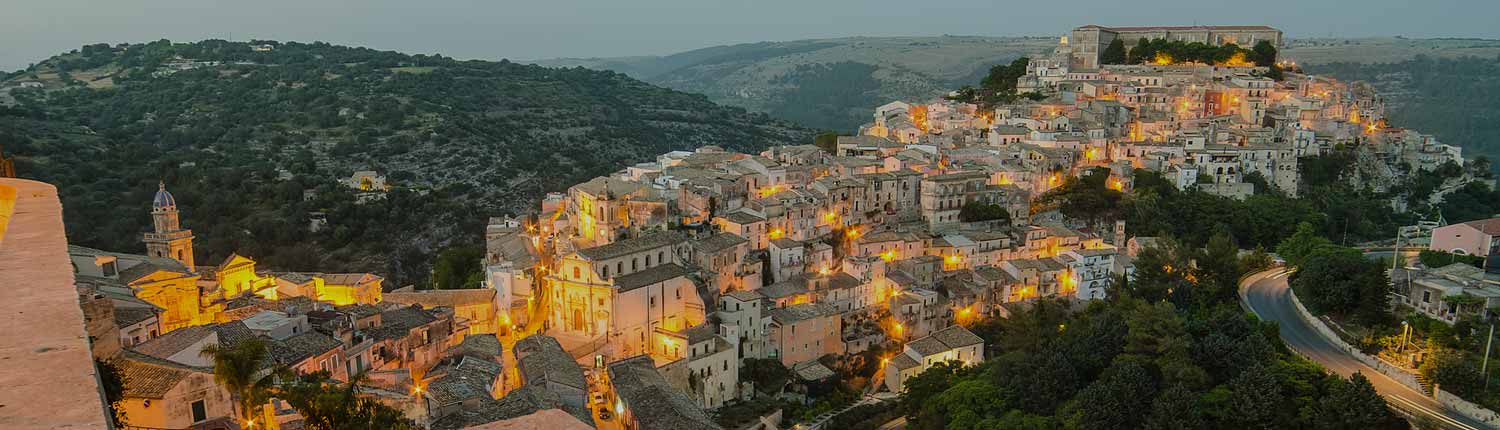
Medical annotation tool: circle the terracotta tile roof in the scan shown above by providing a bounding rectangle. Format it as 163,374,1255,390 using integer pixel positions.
768,303,838,324
113,307,158,327
135,325,212,359
576,231,686,261
614,263,690,292
385,288,496,308
514,334,587,390
607,355,721,430
115,350,211,399
1462,217,1500,235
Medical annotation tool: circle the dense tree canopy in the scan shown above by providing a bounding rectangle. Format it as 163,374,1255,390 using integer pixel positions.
898,226,1405,430
1100,39,1127,65
1,40,813,286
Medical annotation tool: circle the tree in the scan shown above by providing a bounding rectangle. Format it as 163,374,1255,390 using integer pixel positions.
1420,349,1484,397
898,361,967,420
200,339,281,428
1251,41,1278,67
1419,250,1484,269
958,202,1011,223
1100,39,1127,65
919,379,1009,430
1227,363,1290,429
1062,360,1157,430
430,244,484,290
1275,222,1332,268
97,360,129,426
741,358,792,395
1144,384,1208,430
1291,245,1390,324
1127,38,1153,64
813,131,840,155
1313,373,1406,430
279,371,418,430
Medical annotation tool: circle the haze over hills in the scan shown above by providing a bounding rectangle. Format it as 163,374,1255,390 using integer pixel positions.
534,36,1060,132
537,35,1500,166
0,40,814,285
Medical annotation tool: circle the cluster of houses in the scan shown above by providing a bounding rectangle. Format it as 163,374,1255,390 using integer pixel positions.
1397,218,1500,324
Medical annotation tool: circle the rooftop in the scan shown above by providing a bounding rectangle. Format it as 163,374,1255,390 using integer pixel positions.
615,263,691,292
768,302,838,324
514,334,588,390
607,355,722,430
576,231,686,261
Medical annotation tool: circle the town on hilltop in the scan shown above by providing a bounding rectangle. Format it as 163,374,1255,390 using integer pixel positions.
3,23,1498,430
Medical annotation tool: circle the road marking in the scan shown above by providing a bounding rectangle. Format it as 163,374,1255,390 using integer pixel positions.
1241,268,1483,430
1384,390,1481,429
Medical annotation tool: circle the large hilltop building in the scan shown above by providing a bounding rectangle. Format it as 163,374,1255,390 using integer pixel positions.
1070,24,1284,68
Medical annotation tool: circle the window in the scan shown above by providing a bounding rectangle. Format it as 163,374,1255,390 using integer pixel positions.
633,258,638,271
1423,291,1432,304
102,261,118,277
646,255,652,267
191,400,207,423
602,266,609,278
660,251,666,263
573,267,581,279
650,297,656,307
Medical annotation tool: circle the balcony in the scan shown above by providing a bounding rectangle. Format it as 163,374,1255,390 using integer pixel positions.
143,230,194,241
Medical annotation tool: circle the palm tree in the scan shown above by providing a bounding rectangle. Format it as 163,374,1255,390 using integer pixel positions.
200,338,280,429
279,370,418,430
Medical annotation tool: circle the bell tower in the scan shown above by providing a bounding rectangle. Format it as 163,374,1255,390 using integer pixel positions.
143,181,195,268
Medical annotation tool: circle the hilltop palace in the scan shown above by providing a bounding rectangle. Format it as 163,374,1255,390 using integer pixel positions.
16,24,1479,430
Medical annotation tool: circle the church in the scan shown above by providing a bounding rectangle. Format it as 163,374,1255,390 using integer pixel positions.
70,182,386,334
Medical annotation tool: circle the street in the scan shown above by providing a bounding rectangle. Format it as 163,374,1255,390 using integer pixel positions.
1241,268,1492,430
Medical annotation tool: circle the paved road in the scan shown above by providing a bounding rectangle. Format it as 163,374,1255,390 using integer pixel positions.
1241,268,1492,430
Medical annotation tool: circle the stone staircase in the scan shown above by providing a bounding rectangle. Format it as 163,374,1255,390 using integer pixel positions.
1416,373,1435,396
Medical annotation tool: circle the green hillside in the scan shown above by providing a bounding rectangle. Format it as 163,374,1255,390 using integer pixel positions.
0,40,813,286
535,36,1059,131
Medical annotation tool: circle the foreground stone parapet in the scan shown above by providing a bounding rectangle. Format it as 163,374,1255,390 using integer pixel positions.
0,179,112,429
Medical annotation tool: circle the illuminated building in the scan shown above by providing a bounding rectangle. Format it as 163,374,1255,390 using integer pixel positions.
767,303,843,366
143,182,195,268
1070,25,1283,69
883,325,984,393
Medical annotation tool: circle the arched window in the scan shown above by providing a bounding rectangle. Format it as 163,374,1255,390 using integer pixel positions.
573,267,580,279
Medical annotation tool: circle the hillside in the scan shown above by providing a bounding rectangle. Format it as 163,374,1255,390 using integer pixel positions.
0,40,814,286
534,36,1059,131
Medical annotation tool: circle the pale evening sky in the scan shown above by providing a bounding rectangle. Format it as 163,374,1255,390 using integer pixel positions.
2,0,1496,71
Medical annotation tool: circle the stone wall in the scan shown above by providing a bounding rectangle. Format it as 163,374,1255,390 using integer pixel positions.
1282,283,1426,391
1436,387,1500,428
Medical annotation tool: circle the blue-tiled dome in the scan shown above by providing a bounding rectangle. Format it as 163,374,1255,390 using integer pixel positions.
152,181,176,209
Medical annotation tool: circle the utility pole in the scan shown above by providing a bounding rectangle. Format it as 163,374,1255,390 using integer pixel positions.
1486,322,1495,391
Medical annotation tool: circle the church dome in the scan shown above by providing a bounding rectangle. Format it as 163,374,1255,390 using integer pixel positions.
152,181,176,209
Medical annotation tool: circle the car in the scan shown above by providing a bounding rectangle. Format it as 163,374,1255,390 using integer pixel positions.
592,392,605,405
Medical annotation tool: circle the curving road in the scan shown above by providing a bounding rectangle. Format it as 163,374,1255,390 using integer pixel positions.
1241,268,1493,430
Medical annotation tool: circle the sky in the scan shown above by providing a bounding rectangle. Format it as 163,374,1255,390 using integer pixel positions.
3,0,1497,71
